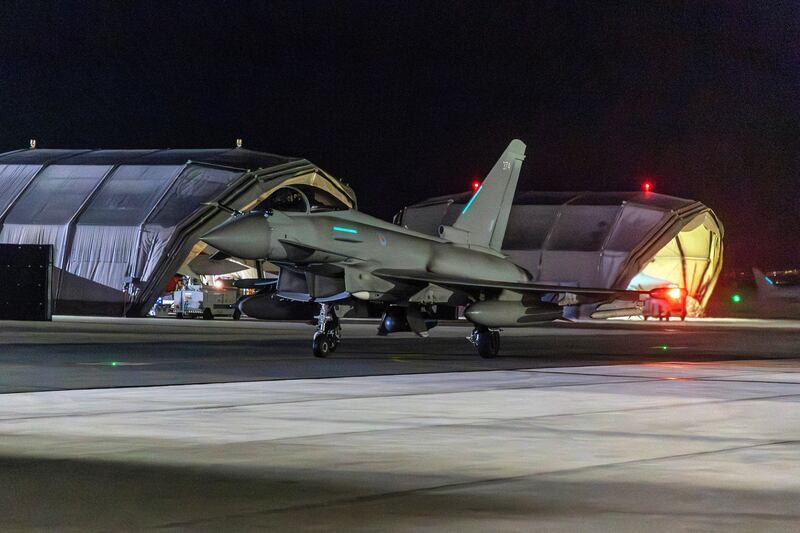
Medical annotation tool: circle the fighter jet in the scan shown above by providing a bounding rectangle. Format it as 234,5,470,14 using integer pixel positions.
201,140,652,357
751,268,800,317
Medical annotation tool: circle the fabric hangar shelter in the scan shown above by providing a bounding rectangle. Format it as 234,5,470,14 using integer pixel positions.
396,191,724,317
0,147,356,316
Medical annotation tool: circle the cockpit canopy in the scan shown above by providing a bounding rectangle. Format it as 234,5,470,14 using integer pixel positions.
257,185,349,213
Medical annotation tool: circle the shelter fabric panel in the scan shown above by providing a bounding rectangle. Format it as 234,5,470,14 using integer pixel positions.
503,206,559,250
78,165,183,225
677,224,714,297
598,251,628,287
605,205,665,252
638,238,685,287
546,206,619,251
52,150,156,165
0,225,68,298
539,251,603,286
139,165,240,282
0,224,68,263
3,165,111,224
145,166,241,227
0,149,84,165
678,224,712,259
137,227,173,282
65,225,139,290
0,164,41,213
400,204,451,235
570,192,638,205
504,250,542,279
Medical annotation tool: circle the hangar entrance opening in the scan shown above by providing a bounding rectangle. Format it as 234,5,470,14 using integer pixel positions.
628,212,722,315
396,191,723,317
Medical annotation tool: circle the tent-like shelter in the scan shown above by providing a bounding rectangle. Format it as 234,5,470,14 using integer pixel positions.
0,147,355,316
396,191,724,317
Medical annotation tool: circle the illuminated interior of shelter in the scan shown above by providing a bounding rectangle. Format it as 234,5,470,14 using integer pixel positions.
397,191,724,317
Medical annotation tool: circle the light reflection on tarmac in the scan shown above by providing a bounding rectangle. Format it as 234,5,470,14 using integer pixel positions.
0,317,798,530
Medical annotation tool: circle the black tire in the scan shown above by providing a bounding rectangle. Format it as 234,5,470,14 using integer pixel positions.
312,333,330,358
324,315,340,352
327,333,339,353
232,309,242,321
203,308,214,320
476,328,500,358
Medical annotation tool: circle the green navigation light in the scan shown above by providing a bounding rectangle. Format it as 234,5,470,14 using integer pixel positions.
731,294,742,304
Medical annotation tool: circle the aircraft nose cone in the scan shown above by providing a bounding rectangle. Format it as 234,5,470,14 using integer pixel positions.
201,213,271,259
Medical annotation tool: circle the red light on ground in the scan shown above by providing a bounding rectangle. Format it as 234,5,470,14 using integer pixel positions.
642,180,654,193
649,286,687,301
666,287,684,301
472,180,481,191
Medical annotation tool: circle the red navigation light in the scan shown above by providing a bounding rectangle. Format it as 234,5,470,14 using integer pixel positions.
642,180,654,193
472,180,481,192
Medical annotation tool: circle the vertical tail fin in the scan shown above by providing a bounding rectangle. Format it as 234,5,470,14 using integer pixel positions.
752,268,776,291
440,139,526,251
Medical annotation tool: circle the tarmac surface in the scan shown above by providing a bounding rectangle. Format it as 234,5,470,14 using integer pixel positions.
1,316,800,530
1,316,799,392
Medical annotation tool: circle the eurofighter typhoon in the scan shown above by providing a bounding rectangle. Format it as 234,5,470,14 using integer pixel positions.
202,140,656,357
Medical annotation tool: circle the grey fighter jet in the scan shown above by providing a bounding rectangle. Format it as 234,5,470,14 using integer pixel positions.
201,140,652,357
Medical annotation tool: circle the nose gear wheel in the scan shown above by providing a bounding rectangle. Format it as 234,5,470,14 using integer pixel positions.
312,303,341,358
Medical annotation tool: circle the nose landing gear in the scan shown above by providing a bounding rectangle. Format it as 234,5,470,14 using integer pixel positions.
312,303,341,358
469,326,500,358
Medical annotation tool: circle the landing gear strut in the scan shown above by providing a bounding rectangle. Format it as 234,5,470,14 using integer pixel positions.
469,326,500,358
312,303,340,358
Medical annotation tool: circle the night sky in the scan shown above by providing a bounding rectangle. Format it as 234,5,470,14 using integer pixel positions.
1,1,798,268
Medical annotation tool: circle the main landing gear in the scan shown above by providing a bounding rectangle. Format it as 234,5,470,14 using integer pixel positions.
312,303,341,358
469,326,500,358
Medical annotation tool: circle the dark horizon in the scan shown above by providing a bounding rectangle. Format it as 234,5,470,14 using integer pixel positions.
2,1,797,269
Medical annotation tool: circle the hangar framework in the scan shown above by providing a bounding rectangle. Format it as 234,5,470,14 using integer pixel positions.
0,147,355,316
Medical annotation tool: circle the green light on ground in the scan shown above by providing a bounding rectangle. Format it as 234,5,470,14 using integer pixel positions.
111,361,118,367
660,345,669,351
731,294,742,304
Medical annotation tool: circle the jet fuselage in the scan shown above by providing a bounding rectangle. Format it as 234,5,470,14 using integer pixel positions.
202,208,530,304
